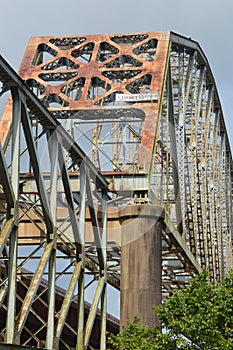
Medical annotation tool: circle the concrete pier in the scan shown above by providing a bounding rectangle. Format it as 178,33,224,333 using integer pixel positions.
120,206,163,328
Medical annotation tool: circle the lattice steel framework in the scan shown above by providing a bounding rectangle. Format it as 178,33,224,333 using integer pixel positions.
0,31,232,349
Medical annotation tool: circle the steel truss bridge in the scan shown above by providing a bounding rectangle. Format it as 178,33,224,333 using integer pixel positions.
0,31,232,349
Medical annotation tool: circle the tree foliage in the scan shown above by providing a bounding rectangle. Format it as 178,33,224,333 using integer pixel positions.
108,316,176,350
108,270,233,349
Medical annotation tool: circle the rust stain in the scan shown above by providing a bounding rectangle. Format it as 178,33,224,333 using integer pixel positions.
0,31,170,170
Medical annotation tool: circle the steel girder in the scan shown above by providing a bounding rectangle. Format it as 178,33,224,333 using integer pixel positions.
0,54,114,349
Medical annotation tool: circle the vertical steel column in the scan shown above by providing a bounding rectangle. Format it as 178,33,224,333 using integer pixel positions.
167,61,182,231
100,189,108,350
5,87,21,344
214,110,224,278
54,261,82,348
84,169,106,348
176,48,186,232
190,65,206,266
46,130,58,350
220,134,227,273
76,162,86,350
86,172,104,272
0,144,14,210
208,107,219,279
57,143,85,349
198,75,210,271
21,105,53,235
225,152,233,270
0,141,15,257
203,85,215,279
181,50,197,253
76,270,84,350
84,277,105,347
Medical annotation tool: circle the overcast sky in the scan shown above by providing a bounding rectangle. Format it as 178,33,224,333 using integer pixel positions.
1,0,232,145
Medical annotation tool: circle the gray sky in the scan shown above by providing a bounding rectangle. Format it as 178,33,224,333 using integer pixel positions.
1,0,232,146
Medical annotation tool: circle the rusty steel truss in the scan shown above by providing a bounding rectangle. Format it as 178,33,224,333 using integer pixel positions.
0,31,232,349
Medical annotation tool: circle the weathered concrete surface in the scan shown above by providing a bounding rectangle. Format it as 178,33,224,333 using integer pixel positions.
120,205,162,328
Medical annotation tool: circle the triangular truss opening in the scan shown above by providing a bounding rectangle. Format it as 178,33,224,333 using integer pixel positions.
49,36,87,50
41,57,79,71
110,33,148,45
104,54,142,68
133,39,158,61
126,74,152,93
32,43,57,66
42,94,69,108
61,77,86,101
102,70,141,83
38,72,78,86
87,77,111,100
96,42,119,63
71,43,94,64
26,79,46,97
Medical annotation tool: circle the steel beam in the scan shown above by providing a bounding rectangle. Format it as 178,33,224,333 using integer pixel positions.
21,103,54,235
58,143,83,250
86,173,105,273
0,218,15,254
84,276,105,347
5,87,21,344
0,143,14,209
54,261,82,347
15,242,53,340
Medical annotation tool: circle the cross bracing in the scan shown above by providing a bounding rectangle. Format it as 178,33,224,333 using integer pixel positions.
0,31,232,349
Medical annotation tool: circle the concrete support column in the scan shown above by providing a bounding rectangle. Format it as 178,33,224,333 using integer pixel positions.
120,205,162,328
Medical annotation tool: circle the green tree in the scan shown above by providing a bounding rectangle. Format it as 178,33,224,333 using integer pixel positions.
108,316,176,350
109,270,233,349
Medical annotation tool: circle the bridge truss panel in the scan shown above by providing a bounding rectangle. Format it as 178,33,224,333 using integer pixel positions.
152,33,233,282
0,55,119,349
